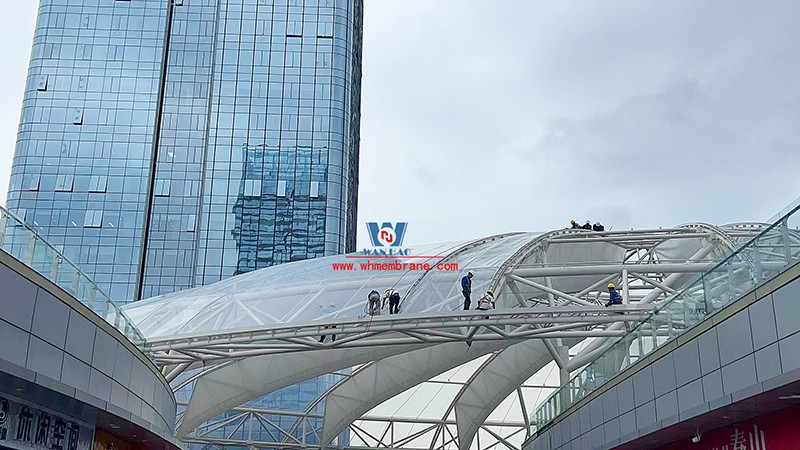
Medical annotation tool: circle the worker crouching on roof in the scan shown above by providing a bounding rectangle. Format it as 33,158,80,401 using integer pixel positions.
605,283,623,307
476,290,495,311
384,288,401,314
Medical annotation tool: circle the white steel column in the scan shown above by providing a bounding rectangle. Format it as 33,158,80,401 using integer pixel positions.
622,268,629,304
541,244,556,307
557,343,570,386
567,241,720,371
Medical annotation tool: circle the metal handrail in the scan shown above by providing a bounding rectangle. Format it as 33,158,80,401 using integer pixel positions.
0,205,149,355
530,201,800,433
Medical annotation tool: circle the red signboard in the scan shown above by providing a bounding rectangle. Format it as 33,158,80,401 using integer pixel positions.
659,405,800,450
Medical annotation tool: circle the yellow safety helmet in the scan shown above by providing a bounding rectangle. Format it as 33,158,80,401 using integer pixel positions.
607,283,616,289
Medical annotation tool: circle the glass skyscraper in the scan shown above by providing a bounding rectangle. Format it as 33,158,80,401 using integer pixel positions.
7,0,363,303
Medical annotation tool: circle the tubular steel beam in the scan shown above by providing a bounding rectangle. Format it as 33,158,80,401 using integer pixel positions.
546,232,714,244
510,262,712,278
155,328,633,366
506,274,595,307
148,307,652,367
149,306,652,348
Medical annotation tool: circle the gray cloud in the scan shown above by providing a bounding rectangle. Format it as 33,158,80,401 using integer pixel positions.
0,2,797,251
357,1,800,248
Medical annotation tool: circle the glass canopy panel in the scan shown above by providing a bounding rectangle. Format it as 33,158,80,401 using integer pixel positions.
402,233,541,313
124,242,470,337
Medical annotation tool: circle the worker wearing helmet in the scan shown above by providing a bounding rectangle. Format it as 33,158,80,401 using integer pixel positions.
570,219,580,229
606,283,623,307
476,290,496,311
461,271,474,310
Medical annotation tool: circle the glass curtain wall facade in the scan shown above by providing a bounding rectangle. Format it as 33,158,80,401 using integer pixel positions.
7,0,167,302
7,0,363,302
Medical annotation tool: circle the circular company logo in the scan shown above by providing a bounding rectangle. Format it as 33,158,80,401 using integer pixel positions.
0,398,8,424
378,227,396,246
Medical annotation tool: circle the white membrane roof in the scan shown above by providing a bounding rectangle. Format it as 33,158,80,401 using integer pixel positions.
123,224,762,450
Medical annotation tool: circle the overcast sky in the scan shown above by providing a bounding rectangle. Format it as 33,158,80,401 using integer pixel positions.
1,2,798,250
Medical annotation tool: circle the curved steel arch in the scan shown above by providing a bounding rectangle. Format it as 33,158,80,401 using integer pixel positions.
404,232,525,304
487,229,579,304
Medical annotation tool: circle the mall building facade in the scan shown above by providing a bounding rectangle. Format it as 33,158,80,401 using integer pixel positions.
6,0,363,303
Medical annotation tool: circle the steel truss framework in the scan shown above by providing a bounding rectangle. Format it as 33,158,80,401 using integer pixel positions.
124,223,791,450
181,404,530,450
152,306,653,377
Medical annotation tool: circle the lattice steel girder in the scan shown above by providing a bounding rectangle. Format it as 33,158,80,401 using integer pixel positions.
180,436,480,450
509,261,788,278
181,401,527,450
148,306,653,367
544,232,715,244
509,262,712,278
184,419,525,450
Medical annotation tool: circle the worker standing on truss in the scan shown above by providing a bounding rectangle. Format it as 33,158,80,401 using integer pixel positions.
461,271,474,310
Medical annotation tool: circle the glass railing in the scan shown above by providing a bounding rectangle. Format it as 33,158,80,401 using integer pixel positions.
0,206,148,354
532,202,800,430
